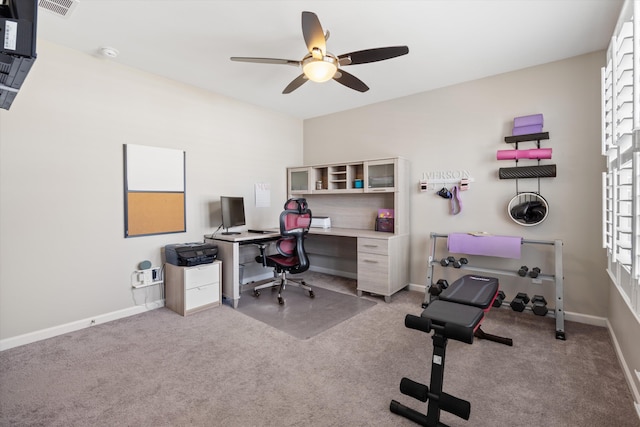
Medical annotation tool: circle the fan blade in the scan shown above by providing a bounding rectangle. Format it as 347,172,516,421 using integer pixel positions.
333,70,369,93
302,11,326,55
230,57,300,67
338,46,409,66
283,74,308,94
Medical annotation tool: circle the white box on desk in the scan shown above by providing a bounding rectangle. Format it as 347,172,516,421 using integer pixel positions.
311,216,331,229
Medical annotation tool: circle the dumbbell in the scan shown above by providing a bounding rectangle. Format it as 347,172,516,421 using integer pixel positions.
517,266,529,277
440,256,456,267
531,295,548,316
492,290,506,308
529,267,541,278
428,279,449,297
453,257,469,268
510,292,530,312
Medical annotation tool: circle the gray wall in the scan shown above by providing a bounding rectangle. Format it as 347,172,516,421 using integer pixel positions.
304,51,608,318
304,50,640,403
0,41,303,341
1,39,638,407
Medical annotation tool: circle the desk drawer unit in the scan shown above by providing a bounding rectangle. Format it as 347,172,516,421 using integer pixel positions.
357,237,391,301
358,237,389,255
165,261,222,316
184,265,217,289
357,235,409,303
357,252,390,294
185,285,218,311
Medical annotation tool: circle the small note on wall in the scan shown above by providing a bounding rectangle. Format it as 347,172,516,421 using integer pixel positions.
255,182,271,207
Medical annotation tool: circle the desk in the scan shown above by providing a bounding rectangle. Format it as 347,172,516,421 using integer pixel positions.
205,231,280,308
205,227,409,308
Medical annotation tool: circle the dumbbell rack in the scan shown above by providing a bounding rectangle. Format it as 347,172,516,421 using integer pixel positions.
425,232,566,340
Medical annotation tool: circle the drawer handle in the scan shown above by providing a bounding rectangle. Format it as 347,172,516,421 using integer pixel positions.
363,259,378,264
363,244,379,248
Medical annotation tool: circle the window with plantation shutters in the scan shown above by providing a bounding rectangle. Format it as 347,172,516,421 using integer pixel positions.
602,0,639,314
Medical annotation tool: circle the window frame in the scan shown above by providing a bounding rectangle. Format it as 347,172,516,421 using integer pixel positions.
602,0,640,316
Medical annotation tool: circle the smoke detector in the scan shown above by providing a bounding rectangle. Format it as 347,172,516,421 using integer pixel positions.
99,47,119,58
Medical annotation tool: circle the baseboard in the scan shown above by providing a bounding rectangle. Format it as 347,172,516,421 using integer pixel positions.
0,299,164,352
606,318,640,415
309,265,357,280
408,283,426,293
564,311,608,327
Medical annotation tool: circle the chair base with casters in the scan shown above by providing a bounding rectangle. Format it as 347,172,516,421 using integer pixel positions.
252,251,314,305
390,274,503,426
252,275,314,305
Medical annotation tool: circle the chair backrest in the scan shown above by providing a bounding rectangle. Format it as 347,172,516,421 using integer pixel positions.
276,198,312,274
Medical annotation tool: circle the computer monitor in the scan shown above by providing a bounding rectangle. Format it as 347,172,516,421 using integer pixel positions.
220,196,246,235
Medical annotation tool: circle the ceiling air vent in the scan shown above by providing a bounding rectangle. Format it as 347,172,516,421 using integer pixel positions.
38,0,79,19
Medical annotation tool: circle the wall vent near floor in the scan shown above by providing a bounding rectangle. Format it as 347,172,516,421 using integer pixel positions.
38,0,79,19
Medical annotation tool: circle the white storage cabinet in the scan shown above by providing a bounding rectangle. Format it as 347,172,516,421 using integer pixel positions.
165,261,222,316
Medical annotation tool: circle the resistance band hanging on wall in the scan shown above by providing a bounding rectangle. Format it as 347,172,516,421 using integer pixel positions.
421,171,472,215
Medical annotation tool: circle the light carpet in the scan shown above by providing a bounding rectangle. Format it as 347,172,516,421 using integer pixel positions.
0,272,638,426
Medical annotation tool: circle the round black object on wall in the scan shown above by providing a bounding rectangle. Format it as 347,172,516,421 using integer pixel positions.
508,193,549,226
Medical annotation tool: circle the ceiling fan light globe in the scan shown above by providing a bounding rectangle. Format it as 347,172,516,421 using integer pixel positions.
302,55,338,83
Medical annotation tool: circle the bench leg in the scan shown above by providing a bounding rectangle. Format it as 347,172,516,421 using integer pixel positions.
391,332,471,426
474,326,513,346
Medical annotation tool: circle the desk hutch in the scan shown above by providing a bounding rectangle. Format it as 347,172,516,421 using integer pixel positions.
287,157,410,302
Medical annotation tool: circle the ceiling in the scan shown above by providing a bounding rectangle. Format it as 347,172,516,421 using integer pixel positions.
36,0,623,119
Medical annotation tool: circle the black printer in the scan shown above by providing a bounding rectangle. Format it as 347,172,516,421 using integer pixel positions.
165,242,218,267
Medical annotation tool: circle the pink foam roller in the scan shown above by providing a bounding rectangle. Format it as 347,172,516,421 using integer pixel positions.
497,148,552,160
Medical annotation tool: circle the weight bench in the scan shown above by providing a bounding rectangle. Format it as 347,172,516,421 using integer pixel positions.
438,275,512,347
390,274,509,426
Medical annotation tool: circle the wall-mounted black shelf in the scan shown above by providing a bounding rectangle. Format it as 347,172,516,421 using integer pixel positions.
504,132,550,144
499,130,554,226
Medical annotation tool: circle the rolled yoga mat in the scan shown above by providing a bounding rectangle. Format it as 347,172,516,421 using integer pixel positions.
447,233,522,259
498,164,556,179
496,148,552,160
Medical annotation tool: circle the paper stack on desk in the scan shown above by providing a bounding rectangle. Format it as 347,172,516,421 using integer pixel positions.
310,216,331,228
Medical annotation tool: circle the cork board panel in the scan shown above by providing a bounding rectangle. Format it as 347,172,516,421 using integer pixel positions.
126,192,185,237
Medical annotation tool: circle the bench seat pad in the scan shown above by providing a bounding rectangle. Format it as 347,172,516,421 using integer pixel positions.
439,275,499,309
421,300,484,330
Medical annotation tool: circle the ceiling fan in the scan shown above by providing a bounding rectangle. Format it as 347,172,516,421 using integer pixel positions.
230,11,409,94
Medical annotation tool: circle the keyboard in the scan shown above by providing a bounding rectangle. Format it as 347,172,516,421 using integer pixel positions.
248,229,273,234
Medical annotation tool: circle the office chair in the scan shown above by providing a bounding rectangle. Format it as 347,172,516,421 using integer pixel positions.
253,198,314,305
